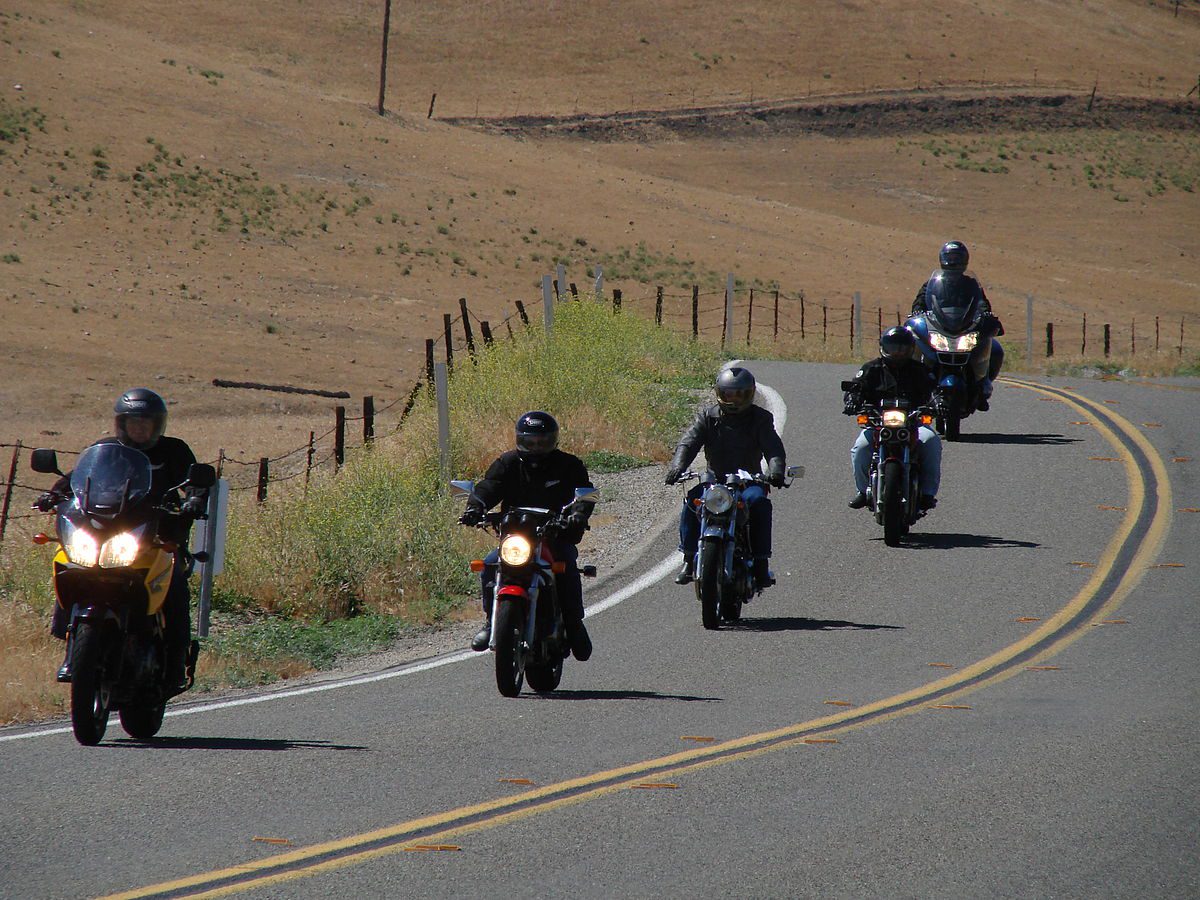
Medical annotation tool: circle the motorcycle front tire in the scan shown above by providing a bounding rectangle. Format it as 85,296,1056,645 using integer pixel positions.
881,460,905,547
696,542,721,630
69,623,111,746
119,702,166,741
493,601,526,698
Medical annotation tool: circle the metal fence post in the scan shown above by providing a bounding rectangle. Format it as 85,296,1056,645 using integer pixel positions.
542,275,554,336
435,361,451,483
853,291,862,355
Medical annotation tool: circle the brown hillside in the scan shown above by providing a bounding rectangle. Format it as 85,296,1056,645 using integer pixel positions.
1,1,1197,466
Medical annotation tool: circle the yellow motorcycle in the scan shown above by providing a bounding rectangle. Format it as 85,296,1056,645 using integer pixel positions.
31,444,214,745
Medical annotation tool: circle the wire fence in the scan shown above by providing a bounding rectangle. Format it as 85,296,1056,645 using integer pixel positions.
2,276,1196,550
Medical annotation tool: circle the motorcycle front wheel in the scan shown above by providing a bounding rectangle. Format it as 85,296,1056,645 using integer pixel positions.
493,601,526,698
881,460,905,547
696,543,721,630
526,656,563,693
119,702,166,741
69,623,111,746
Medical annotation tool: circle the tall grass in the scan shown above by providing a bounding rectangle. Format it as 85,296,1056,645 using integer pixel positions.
216,295,719,625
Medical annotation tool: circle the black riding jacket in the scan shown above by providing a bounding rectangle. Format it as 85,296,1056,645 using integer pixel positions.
669,403,786,481
467,449,594,545
843,358,936,412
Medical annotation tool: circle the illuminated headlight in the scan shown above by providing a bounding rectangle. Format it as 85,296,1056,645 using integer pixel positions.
65,527,100,567
499,534,533,566
882,410,907,428
955,332,979,351
704,485,735,515
929,333,952,352
99,532,140,568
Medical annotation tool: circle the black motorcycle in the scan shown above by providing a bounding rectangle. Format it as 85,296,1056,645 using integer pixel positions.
30,445,214,745
451,480,598,697
842,386,933,547
905,269,1003,440
677,466,801,630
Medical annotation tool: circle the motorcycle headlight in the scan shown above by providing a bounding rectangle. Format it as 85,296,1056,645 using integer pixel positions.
64,525,99,567
99,532,140,568
882,410,907,428
955,332,979,351
703,485,735,515
929,333,952,352
499,534,533,566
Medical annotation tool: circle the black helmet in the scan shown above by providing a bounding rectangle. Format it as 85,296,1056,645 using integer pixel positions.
113,387,168,449
880,326,916,363
715,366,756,414
939,240,969,272
515,411,559,458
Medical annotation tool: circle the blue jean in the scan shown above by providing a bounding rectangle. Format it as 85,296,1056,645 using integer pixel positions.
852,428,941,496
678,483,772,560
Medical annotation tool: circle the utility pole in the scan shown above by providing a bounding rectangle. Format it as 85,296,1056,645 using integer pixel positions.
377,0,392,115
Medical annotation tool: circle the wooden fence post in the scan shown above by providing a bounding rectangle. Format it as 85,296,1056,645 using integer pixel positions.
425,338,435,386
569,282,578,298
0,441,21,549
1026,294,1034,363
1104,323,1111,357
800,293,805,339
443,313,454,373
256,457,269,503
722,273,734,349
480,320,494,346
849,300,856,352
655,286,663,326
427,92,437,119
822,304,828,344
1131,317,1136,355
1082,313,1087,355
335,406,346,469
459,298,476,361
1180,316,1185,356
515,300,530,326
774,290,780,341
556,263,566,300
746,288,754,345
691,285,699,339
363,395,375,443
877,306,882,338
1046,322,1054,357
852,291,862,354
1155,316,1160,352
376,0,392,116
305,432,314,488
216,449,225,480
612,288,622,314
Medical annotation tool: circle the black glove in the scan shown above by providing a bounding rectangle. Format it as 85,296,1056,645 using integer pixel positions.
458,507,484,527
768,472,786,488
33,492,59,512
566,510,588,531
180,496,207,518
664,466,682,486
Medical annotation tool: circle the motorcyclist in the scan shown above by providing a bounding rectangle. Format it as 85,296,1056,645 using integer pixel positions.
911,240,1005,410
460,411,595,661
664,366,786,591
36,388,208,687
844,327,942,511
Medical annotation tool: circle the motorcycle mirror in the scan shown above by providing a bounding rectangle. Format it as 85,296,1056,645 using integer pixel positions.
187,463,217,489
30,448,62,476
449,480,475,500
786,465,805,479
840,381,858,392
572,486,599,505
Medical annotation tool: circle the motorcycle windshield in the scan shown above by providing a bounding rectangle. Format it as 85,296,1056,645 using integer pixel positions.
924,269,983,335
69,443,153,515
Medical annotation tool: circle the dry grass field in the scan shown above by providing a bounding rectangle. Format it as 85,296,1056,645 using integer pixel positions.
2,0,1197,465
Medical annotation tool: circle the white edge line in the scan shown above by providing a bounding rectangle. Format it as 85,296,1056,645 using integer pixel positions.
1,377,787,744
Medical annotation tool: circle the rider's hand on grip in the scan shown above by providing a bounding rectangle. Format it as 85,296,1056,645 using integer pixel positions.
664,466,682,485
768,472,786,488
458,507,484,527
33,492,58,512
180,496,207,518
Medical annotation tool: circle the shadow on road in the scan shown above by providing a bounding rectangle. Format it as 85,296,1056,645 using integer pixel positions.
104,736,370,751
902,532,1041,549
527,689,720,702
732,616,902,632
955,433,1081,445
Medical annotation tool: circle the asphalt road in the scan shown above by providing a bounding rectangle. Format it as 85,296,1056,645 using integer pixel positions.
2,361,1196,900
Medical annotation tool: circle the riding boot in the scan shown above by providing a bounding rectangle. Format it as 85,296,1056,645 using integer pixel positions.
471,615,492,652
674,555,695,585
564,618,592,661
56,637,72,683
752,558,775,591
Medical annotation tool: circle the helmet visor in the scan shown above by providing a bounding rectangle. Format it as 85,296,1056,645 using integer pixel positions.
716,386,754,412
516,432,557,455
